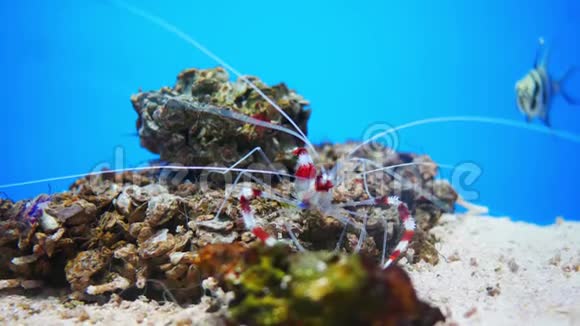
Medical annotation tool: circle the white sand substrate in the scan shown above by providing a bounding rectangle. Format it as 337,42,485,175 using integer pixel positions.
407,214,580,325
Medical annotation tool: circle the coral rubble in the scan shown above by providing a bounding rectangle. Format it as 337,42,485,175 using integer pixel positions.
0,144,453,324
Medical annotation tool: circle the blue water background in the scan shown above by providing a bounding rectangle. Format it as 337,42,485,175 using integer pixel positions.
1,0,579,224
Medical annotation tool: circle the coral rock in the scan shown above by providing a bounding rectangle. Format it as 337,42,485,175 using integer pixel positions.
131,67,310,170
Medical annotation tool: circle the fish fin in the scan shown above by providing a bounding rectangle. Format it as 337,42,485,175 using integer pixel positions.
525,115,532,123
534,37,549,68
556,66,580,105
561,91,580,105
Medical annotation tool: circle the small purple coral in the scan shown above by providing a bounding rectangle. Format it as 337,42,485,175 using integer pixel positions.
23,194,51,225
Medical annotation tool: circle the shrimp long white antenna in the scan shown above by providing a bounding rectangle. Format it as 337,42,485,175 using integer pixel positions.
162,96,308,143
347,116,580,157
0,166,292,189
107,0,317,156
356,161,473,175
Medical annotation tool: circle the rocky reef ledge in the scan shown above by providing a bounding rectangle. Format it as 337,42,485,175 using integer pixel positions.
0,67,465,325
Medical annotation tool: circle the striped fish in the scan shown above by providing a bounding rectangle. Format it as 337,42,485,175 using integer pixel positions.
515,38,578,126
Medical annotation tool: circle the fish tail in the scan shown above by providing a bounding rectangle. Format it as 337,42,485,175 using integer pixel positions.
555,66,580,105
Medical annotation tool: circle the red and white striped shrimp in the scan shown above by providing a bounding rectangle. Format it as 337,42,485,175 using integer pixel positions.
232,144,418,268
94,0,425,267
4,0,580,271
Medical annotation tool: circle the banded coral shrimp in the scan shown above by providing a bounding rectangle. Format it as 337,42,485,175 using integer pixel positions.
92,0,501,268
0,0,462,277
91,0,580,255
1,0,580,280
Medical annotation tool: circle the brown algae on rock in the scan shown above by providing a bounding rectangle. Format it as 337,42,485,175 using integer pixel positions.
131,67,311,169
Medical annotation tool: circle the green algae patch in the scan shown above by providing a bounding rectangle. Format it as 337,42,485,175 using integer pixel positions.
226,245,444,326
